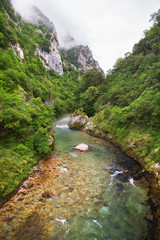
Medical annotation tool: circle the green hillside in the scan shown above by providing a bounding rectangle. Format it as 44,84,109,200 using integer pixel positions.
0,0,80,201
83,10,160,179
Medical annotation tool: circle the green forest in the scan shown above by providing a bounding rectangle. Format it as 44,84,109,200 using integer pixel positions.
0,0,160,204
89,11,160,172
0,0,81,200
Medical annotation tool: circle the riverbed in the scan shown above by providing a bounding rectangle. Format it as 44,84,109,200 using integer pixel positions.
0,115,154,239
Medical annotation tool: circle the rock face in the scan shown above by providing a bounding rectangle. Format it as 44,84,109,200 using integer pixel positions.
31,7,63,75
61,45,103,73
19,6,63,75
35,42,63,75
74,143,90,152
11,43,24,60
69,109,89,130
10,5,102,75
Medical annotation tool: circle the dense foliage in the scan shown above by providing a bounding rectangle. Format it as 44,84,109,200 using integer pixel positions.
76,69,105,116
71,10,160,177
0,0,80,200
90,11,160,174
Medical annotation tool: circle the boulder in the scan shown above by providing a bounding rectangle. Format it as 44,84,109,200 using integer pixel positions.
84,119,94,132
74,143,90,152
69,109,89,130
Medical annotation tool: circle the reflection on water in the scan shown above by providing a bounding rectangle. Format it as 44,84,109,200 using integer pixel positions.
0,115,152,240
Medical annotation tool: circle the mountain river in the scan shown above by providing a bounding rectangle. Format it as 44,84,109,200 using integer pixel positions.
0,115,155,239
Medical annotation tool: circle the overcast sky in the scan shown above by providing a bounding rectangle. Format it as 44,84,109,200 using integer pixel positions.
11,0,160,72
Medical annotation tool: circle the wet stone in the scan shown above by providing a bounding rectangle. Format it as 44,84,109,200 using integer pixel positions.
110,166,124,174
42,191,56,198
116,183,125,191
115,172,130,182
73,143,90,152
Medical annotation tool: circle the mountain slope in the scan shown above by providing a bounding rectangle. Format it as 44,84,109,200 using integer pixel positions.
29,6,63,75
62,45,103,73
86,10,160,182
0,0,81,202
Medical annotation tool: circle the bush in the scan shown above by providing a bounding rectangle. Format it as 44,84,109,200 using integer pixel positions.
34,127,51,155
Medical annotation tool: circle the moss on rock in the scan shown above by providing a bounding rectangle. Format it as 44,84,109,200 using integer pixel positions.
69,108,89,130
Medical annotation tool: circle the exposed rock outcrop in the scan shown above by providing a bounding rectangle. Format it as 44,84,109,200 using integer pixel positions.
61,45,103,73
84,119,94,132
10,5,102,75
36,43,63,75
30,6,63,75
11,43,24,60
69,109,89,130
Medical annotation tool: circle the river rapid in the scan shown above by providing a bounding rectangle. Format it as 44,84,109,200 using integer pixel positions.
0,115,155,240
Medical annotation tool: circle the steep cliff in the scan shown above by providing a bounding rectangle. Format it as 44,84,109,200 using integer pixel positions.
61,45,103,73
28,6,63,75
2,0,102,75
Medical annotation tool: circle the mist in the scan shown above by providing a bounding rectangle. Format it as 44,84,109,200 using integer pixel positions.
11,0,160,72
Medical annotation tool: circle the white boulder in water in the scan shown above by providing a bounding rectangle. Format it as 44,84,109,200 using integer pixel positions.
74,143,90,152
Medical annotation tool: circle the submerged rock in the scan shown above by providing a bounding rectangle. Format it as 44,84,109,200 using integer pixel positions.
116,183,125,191
42,191,55,198
110,166,124,174
101,164,113,171
115,173,130,182
110,166,130,183
99,206,109,215
69,109,89,130
74,143,90,152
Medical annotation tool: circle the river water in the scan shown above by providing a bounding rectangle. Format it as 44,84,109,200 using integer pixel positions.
0,115,153,240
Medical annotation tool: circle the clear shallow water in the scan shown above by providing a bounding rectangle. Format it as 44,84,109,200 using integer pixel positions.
53,116,151,240
0,116,152,240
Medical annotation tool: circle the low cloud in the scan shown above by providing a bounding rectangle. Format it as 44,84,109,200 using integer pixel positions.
11,0,160,72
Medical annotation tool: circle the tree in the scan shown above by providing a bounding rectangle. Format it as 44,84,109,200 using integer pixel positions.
80,69,104,91
80,86,98,116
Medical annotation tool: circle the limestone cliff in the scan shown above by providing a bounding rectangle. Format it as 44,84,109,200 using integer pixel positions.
31,7,63,75
9,3,102,75
11,43,24,60
35,40,63,75
61,45,103,73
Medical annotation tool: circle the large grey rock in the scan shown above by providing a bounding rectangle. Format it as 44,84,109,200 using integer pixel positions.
69,109,89,130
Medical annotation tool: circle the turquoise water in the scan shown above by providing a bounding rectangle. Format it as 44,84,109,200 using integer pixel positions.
53,116,152,240
0,116,152,240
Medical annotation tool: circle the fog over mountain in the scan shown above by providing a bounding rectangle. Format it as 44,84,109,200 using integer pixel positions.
11,0,160,72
